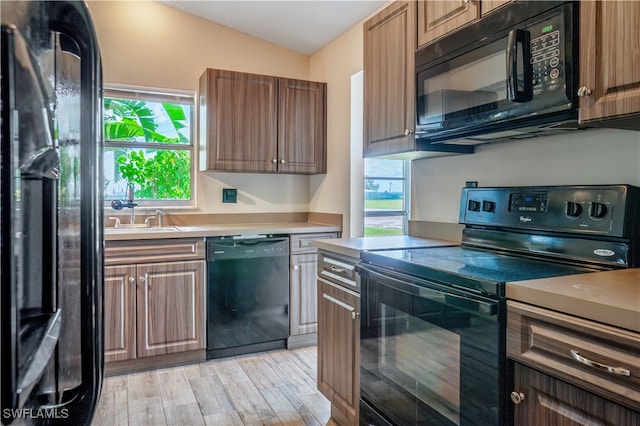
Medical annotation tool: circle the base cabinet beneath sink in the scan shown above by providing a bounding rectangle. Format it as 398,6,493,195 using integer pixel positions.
104,238,206,374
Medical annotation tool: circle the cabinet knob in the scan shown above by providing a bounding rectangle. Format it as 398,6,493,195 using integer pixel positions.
280,159,285,164
272,158,277,163
577,86,592,97
351,311,360,320
139,276,146,283
293,265,299,270
510,391,526,404
128,277,135,284
404,129,414,136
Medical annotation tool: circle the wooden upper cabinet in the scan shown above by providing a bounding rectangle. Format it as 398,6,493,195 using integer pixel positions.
417,0,479,48
199,69,326,174
199,69,278,172
278,78,326,174
578,1,640,127
363,1,416,158
481,0,511,16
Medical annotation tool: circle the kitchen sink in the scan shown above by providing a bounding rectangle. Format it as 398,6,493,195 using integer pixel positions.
105,225,182,232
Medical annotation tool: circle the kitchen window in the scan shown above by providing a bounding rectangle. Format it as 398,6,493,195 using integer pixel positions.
103,86,195,207
364,159,409,236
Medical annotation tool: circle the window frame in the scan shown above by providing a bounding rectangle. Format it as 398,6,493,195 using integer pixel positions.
363,159,410,236
102,85,196,208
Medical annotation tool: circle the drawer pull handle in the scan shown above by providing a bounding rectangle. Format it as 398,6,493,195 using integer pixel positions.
330,266,346,273
570,350,630,376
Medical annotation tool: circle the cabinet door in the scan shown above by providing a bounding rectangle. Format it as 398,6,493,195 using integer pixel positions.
104,265,136,363
199,69,278,172
136,260,205,357
512,363,640,426
363,1,416,157
579,1,640,125
481,0,511,16
278,78,326,174
317,278,360,424
417,0,479,47
290,254,319,336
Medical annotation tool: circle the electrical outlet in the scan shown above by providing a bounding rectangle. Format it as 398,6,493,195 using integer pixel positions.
222,188,237,203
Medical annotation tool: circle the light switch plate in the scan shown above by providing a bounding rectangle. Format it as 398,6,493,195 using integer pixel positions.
222,188,237,203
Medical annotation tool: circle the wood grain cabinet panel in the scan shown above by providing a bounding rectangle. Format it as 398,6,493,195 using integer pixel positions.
579,1,640,127
481,0,511,16
290,254,319,336
512,363,640,426
200,69,326,174
199,69,278,172
278,78,326,174
417,0,479,48
136,260,206,358
104,265,136,363
363,0,416,158
317,277,360,425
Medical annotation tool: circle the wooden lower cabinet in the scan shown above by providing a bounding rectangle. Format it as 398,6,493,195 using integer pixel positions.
512,363,640,426
104,249,206,368
136,261,205,357
317,278,360,425
104,265,136,363
290,253,319,336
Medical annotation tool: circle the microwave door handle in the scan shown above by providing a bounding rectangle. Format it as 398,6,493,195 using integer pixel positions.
507,29,533,103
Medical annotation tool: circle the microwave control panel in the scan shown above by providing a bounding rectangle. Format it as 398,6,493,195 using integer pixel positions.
529,13,565,96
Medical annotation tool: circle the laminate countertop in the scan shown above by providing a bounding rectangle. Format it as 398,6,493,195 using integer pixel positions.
312,235,457,259
507,268,640,332
104,222,341,241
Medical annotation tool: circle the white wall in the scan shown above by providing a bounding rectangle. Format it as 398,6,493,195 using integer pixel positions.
412,129,640,223
308,23,365,236
87,0,312,214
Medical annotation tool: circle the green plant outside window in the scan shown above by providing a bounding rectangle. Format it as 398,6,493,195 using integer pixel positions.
103,90,194,204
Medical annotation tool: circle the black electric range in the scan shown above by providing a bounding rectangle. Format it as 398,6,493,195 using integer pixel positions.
358,184,640,426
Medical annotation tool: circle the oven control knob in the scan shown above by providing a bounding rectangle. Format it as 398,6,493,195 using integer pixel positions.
589,202,608,219
510,391,526,405
565,201,582,218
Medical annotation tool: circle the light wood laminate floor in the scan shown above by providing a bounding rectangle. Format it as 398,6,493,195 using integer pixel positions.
93,346,335,425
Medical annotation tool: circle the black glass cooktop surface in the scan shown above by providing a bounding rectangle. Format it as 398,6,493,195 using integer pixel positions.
360,246,594,296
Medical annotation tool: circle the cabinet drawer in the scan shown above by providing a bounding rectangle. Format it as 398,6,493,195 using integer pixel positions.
318,251,359,292
507,300,640,411
105,238,206,265
290,232,338,254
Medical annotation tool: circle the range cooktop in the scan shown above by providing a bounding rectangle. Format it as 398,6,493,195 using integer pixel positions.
360,246,595,297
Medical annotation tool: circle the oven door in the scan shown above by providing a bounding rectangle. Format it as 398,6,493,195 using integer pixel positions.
359,264,507,426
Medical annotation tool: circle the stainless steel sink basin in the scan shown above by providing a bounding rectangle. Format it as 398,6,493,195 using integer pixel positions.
105,225,181,232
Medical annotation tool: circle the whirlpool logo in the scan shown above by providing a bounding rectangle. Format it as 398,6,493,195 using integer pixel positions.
519,216,533,223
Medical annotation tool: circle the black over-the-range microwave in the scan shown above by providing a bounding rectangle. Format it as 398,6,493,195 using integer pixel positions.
415,1,579,146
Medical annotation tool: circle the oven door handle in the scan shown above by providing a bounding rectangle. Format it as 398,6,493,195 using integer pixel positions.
360,265,498,316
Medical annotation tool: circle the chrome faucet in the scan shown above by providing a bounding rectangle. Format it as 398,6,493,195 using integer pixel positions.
155,209,165,227
110,182,138,224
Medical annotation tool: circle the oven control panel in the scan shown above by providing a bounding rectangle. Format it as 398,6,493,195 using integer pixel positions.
459,185,640,238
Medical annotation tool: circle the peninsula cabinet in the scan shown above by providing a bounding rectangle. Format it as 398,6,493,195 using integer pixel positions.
104,238,206,374
317,250,360,426
363,1,416,158
578,1,640,129
199,68,326,174
507,301,640,424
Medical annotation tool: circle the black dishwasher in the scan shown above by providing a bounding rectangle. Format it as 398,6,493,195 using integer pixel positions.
206,234,290,359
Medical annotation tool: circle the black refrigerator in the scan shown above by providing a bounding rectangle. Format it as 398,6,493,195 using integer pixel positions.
1,1,103,424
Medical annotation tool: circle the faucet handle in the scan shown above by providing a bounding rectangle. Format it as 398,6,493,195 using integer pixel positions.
154,209,165,227
144,216,156,227
108,217,121,229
